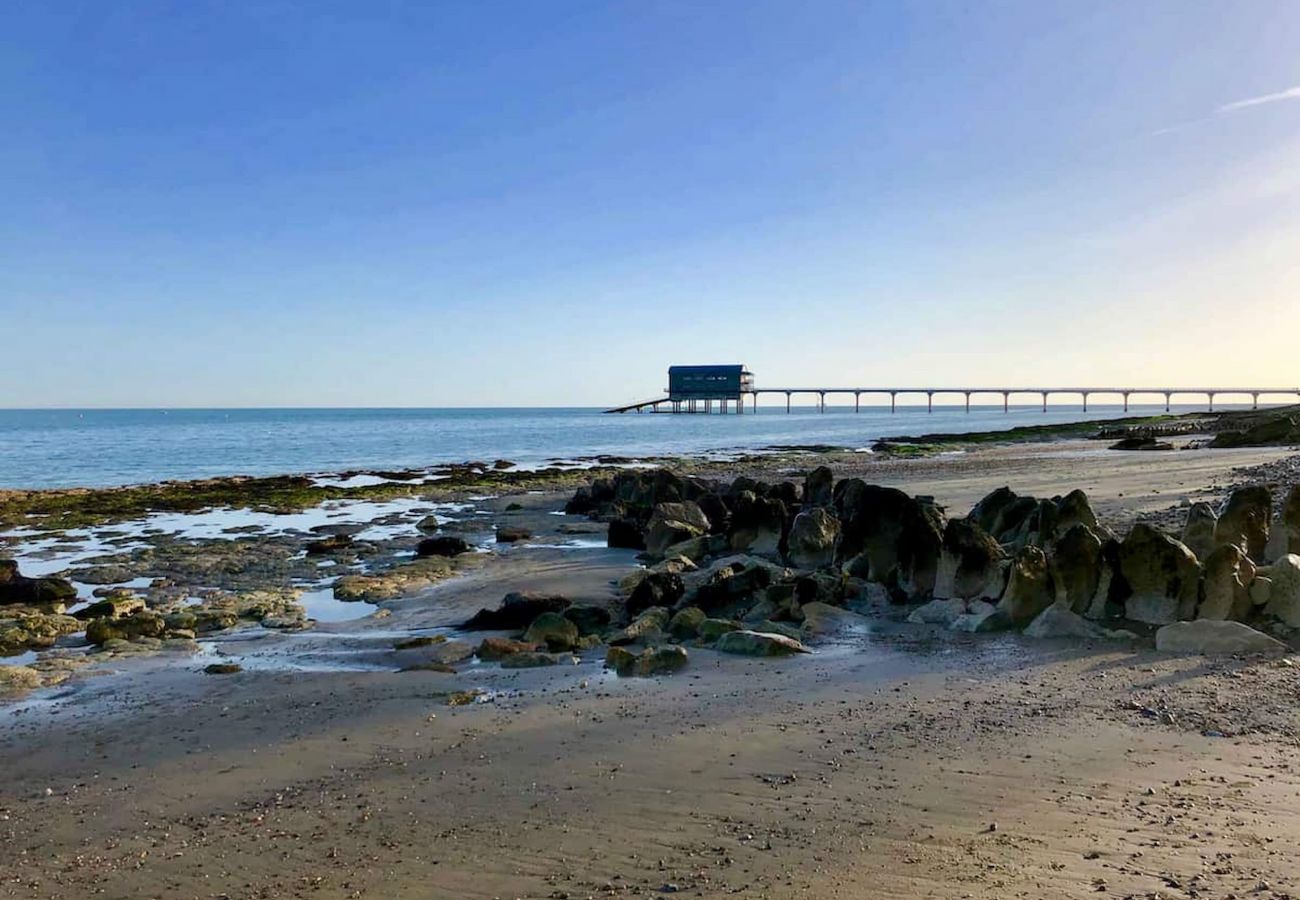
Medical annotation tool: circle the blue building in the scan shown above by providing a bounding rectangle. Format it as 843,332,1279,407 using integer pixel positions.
667,365,754,401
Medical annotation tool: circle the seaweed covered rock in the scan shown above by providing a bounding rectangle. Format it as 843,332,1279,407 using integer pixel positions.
786,508,840,569
86,610,167,645
1117,524,1201,625
714,629,811,657
606,518,645,550
833,481,943,599
463,592,571,630
934,519,1005,601
802,466,835,510
688,560,774,617
608,607,670,646
0,613,82,653
416,535,473,558
605,644,689,677
522,612,579,652
1215,485,1272,562
627,571,684,618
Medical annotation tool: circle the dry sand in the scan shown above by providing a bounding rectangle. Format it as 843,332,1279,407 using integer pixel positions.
2,441,1299,900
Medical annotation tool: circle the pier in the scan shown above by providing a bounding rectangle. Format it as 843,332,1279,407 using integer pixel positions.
606,367,1300,414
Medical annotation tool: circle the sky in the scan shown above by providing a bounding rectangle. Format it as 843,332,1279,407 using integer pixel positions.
3,0,1300,408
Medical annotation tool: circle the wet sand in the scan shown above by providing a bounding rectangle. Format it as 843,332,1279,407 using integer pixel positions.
2,440,1299,900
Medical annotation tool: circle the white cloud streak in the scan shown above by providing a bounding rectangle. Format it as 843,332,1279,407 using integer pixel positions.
1217,85,1300,113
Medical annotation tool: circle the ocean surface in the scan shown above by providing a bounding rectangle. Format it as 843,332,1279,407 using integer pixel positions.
0,403,1243,490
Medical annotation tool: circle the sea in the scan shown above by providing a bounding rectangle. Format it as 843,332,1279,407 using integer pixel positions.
0,403,1240,490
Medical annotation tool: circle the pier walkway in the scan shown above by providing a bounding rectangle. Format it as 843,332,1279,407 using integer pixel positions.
606,387,1300,414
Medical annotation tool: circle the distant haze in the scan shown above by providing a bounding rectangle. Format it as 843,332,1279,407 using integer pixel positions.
4,2,1300,408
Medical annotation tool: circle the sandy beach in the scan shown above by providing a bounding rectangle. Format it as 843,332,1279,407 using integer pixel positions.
2,439,1299,900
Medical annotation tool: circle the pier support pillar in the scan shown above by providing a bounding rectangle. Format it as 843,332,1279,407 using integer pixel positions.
1041,392,1048,413
1083,392,1089,413
964,392,971,414
1003,392,1009,413
927,392,934,414
1208,393,1214,413
819,392,826,413
786,392,791,414
1253,392,1260,410
1123,393,1129,413
1165,393,1172,413
890,393,897,413
854,392,860,413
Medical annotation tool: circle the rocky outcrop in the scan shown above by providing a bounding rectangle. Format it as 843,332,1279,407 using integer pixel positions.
968,487,1103,552
416,536,473,558
608,607,670,646
834,481,943,599
1181,502,1219,563
803,466,834,509
1214,486,1272,561
1197,543,1255,621
1155,620,1286,655
1117,524,1201,625
463,592,571,630
607,518,645,550
726,492,786,558
645,502,711,558
1049,525,1104,614
627,571,685,618
0,560,76,610
996,546,1054,625
1263,554,1300,626
606,644,689,676
934,519,1005,601
523,612,579,651
786,508,840,569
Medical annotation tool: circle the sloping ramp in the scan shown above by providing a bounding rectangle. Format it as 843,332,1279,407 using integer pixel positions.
604,397,669,414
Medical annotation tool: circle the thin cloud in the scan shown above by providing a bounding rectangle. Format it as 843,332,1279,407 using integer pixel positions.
1218,84,1300,113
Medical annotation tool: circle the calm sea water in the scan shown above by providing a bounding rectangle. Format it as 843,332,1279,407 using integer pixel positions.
0,404,1240,490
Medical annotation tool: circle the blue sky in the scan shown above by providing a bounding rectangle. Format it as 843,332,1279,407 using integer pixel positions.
3,1,1299,407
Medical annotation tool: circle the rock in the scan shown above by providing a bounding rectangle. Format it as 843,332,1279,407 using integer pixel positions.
627,571,685,618
608,607,670,646
563,605,612,636
416,514,440,533
305,534,353,555
996,546,1054,625
792,571,846,606
753,620,804,641
803,466,835,509
833,481,943,599
333,556,463,602
688,561,773,617
908,597,968,626
0,666,42,695
799,602,869,638
1110,436,1173,451
416,535,474,558
727,492,787,558
203,663,242,675
1215,485,1272,561
0,561,76,609
523,612,579,652
1117,524,1201,625
1050,525,1104,614
645,502,711,558
1250,575,1273,607
714,629,811,657
85,610,167,645
949,600,1005,632
1198,543,1256,621
605,646,638,674
1155,620,1286,655
607,518,646,550
1263,554,1300,626
0,613,82,653
475,636,538,660
500,651,560,668
1266,486,1300,561
968,487,1040,546
393,635,445,650
1181,502,1219,563
494,526,532,544
1023,604,1133,640
661,533,728,563
668,606,706,639
1210,414,1300,448
616,644,690,676
463,592,571,630
934,519,1005,600
786,508,840,569
72,595,146,621
697,617,742,641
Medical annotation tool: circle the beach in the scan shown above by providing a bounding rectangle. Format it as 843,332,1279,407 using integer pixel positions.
1,425,1299,898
